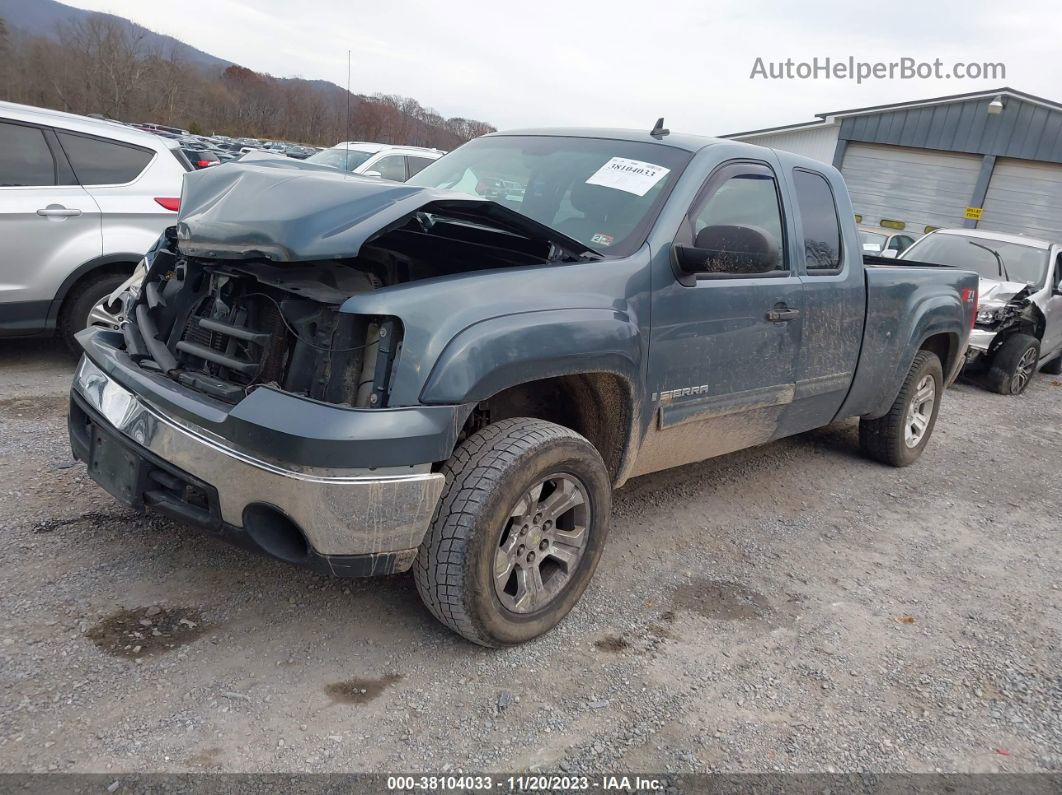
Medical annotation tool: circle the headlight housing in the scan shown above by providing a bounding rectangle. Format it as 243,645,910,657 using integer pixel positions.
976,304,1004,326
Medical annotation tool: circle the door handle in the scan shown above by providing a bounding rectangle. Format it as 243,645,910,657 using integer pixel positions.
37,206,81,218
766,306,801,322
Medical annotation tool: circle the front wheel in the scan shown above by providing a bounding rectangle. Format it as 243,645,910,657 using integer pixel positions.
859,350,943,467
986,333,1040,395
413,417,611,647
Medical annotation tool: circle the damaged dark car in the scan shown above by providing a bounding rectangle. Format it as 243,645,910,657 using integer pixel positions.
70,129,977,646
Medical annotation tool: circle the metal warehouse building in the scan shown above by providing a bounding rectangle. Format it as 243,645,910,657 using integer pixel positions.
723,87,1062,241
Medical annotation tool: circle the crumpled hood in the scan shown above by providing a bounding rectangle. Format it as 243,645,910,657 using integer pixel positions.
175,159,595,261
977,276,1032,306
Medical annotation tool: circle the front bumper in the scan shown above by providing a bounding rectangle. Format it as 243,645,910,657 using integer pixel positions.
968,327,996,354
70,352,447,576
963,328,997,370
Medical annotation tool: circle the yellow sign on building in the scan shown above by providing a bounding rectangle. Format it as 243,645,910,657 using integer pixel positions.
964,207,984,221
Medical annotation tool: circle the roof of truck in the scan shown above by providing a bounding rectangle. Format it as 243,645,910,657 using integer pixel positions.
489,127,725,152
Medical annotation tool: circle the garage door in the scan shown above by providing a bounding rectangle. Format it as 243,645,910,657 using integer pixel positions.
981,158,1062,241
840,143,982,233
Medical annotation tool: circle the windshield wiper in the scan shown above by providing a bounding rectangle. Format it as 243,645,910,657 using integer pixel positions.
969,241,1011,282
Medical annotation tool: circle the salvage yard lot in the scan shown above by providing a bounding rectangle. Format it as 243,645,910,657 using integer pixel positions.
1,339,1059,774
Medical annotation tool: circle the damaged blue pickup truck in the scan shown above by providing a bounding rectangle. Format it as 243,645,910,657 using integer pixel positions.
69,127,978,646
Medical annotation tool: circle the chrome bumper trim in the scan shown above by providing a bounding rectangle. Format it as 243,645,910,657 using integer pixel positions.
968,328,995,353
73,357,444,556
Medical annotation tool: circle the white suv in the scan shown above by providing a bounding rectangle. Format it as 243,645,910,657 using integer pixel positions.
304,142,443,180
0,101,189,349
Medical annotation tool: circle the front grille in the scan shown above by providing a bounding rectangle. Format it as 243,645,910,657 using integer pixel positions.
173,292,291,402
128,258,400,408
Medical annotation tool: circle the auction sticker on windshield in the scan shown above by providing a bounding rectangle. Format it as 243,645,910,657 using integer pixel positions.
586,157,670,196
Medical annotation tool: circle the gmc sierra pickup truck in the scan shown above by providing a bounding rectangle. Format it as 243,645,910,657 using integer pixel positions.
69,127,978,646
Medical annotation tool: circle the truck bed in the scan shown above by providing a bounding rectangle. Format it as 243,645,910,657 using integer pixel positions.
840,262,979,420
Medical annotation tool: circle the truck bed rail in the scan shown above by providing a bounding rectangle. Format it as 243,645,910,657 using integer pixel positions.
863,254,953,268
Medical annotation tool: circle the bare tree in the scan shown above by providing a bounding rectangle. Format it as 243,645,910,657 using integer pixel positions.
0,19,495,148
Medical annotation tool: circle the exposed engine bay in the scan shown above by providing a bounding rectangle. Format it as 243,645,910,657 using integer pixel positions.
972,283,1042,355
112,161,592,408
114,230,388,406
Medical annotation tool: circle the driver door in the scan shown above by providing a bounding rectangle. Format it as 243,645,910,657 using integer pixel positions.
633,160,804,477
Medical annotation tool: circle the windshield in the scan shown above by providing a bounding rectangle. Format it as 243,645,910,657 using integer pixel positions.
859,231,887,249
407,135,693,257
901,233,1049,286
306,147,374,172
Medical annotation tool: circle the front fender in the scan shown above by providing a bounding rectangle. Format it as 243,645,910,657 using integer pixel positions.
420,308,642,404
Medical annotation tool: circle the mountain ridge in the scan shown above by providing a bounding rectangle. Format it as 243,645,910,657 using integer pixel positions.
0,0,491,143
0,0,231,69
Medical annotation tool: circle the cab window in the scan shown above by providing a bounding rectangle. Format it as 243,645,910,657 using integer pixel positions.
792,169,842,272
684,163,786,275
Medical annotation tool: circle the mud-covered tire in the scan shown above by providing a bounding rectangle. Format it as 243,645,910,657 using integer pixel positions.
1039,352,1062,375
58,272,127,353
413,417,611,647
859,350,943,467
986,333,1040,395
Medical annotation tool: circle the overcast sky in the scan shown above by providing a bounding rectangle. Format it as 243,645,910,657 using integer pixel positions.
62,0,1062,135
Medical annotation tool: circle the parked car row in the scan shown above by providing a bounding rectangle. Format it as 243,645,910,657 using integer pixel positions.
126,122,323,169
859,225,920,257
0,100,188,348
0,101,442,349
305,141,445,178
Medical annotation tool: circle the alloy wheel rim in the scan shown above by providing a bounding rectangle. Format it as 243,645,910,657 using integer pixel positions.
1014,348,1037,392
904,374,935,448
493,473,590,614
86,299,124,331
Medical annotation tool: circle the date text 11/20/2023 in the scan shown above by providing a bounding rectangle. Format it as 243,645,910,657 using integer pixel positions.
385,775,666,791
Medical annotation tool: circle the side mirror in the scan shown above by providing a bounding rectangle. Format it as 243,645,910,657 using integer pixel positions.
879,249,899,259
362,170,382,178
673,225,779,276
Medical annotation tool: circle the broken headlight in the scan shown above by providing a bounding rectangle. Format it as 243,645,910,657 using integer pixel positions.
976,304,1004,326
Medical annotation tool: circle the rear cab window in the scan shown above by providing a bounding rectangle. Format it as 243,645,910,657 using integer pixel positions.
792,169,842,273
56,131,154,185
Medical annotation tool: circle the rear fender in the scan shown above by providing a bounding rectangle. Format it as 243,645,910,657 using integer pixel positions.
842,291,964,420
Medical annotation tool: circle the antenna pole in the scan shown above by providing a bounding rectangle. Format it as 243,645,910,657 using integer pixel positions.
345,49,351,168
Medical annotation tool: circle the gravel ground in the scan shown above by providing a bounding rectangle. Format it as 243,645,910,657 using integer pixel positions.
0,338,1059,775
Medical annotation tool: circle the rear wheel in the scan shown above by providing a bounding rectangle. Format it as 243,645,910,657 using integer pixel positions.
59,272,128,353
986,333,1040,395
859,350,943,467
413,417,611,647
